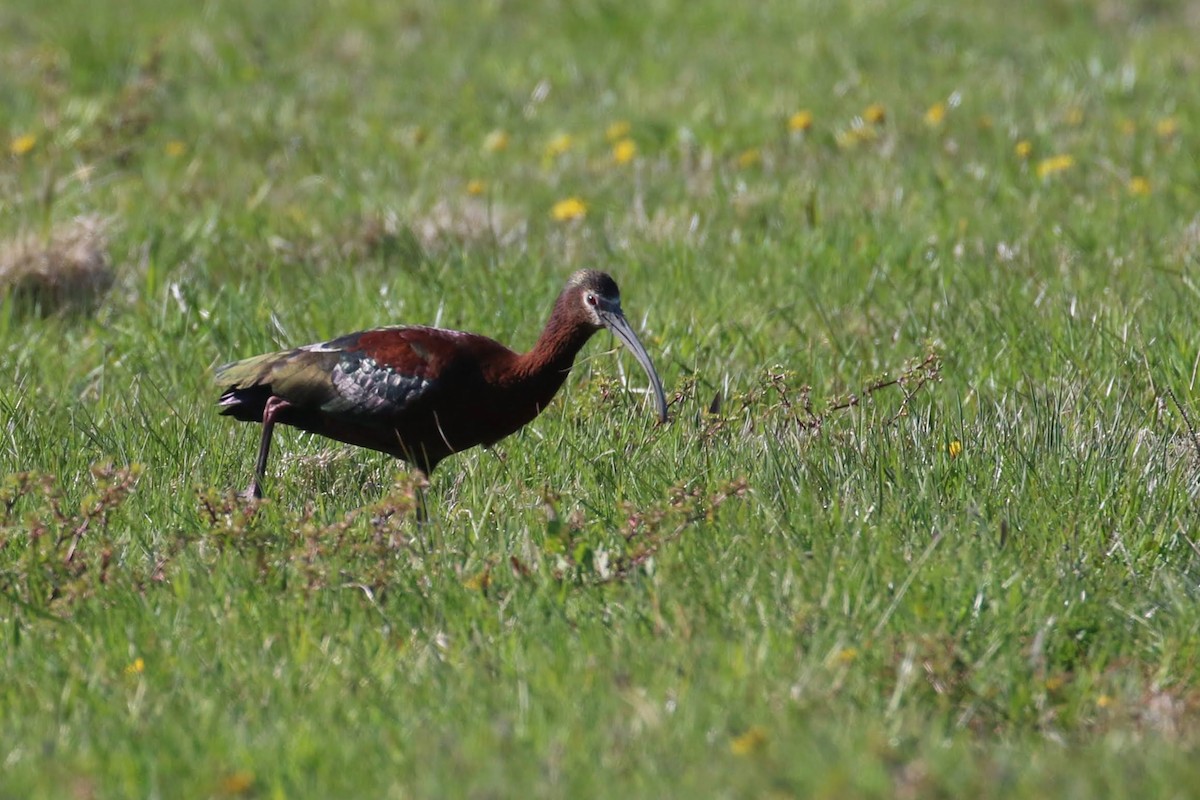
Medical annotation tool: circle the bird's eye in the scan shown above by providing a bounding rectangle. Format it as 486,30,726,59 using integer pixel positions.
586,293,598,307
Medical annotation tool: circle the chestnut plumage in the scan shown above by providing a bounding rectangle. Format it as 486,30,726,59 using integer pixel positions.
216,270,667,499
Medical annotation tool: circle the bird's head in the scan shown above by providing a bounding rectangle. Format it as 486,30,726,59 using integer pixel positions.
565,269,668,423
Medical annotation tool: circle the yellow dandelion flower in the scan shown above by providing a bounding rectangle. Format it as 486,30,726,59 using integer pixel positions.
483,129,509,153
612,138,636,164
835,647,858,664
125,657,145,675
1064,106,1084,127
10,133,36,156
863,103,886,124
165,140,186,157
1015,140,1033,159
948,440,963,459
736,148,761,168
550,197,587,222
924,102,946,127
463,569,490,591
465,179,487,196
545,132,573,158
1128,176,1151,196
605,120,631,142
1097,694,1113,709
788,110,813,133
1035,154,1074,179
218,771,255,795
1155,117,1179,139
729,726,768,756
1117,118,1136,136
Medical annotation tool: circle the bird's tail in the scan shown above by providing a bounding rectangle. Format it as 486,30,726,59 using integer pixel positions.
215,352,286,420
216,351,286,386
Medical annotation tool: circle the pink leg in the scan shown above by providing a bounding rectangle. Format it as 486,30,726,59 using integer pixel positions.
244,396,292,500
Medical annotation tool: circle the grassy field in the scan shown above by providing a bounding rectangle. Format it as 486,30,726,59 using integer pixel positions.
3,0,1200,796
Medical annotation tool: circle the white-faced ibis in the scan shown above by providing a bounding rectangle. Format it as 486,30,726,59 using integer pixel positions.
216,270,667,499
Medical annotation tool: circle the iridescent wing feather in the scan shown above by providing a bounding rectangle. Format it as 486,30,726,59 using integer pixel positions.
216,326,461,420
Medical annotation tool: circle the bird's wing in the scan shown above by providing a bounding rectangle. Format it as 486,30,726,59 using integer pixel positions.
217,326,471,419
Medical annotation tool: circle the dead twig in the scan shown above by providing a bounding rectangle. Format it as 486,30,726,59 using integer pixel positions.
1164,386,1200,464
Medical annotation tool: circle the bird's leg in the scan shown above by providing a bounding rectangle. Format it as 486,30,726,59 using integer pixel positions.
415,479,429,525
409,469,433,559
244,396,292,500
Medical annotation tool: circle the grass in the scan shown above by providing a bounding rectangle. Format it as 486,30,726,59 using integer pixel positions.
3,0,1200,795
0,216,113,316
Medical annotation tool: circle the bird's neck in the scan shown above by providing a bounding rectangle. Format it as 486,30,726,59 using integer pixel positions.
514,301,597,386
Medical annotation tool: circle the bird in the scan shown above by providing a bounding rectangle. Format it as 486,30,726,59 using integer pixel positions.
215,269,668,500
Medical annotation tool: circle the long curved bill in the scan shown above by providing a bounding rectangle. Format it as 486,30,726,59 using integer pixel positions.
599,308,669,423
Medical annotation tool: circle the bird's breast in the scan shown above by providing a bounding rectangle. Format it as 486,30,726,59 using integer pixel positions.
430,366,569,447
